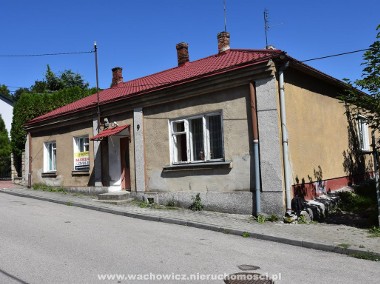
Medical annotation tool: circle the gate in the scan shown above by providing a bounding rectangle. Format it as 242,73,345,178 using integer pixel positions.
0,156,11,180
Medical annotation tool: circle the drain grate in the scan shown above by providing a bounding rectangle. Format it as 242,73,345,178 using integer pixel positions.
224,272,273,284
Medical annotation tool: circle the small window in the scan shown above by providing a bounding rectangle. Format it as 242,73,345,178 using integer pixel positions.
169,113,224,164
73,136,90,171
357,116,370,151
44,141,56,172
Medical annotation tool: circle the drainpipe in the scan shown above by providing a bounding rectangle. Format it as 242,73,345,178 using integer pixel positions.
278,62,291,213
249,82,261,215
28,132,32,188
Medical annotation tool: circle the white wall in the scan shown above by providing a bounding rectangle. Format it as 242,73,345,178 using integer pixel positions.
0,97,13,137
108,136,122,191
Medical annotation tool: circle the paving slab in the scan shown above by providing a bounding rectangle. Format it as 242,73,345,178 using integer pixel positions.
0,183,379,259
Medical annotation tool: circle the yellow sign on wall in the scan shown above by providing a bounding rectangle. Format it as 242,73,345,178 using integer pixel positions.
74,151,89,171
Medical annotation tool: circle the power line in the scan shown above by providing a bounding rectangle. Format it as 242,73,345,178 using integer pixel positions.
301,48,370,62
0,50,94,58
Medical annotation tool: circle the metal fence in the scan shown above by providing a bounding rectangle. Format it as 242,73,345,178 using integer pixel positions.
0,156,11,180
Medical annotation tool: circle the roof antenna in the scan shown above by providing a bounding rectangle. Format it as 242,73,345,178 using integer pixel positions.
264,9,269,48
223,0,227,32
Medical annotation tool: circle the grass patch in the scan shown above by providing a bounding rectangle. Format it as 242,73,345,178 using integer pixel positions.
338,243,350,249
349,251,379,261
32,183,66,193
368,226,380,238
242,232,250,238
335,180,378,226
189,193,204,211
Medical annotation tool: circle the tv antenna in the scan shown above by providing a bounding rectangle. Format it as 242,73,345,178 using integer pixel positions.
223,0,227,32
264,9,269,48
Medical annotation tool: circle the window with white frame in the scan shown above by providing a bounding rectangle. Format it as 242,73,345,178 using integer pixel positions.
44,141,56,172
169,113,224,164
73,136,90,171
357,116,370,151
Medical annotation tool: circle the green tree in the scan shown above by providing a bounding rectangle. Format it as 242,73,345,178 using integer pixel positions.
30,65,89,93
0,114,11,177
341,25,380,129
12,87,30,102
0,84,13,102
11,87,93,175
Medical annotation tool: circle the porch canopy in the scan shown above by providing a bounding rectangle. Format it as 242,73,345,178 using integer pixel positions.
90,124,130,141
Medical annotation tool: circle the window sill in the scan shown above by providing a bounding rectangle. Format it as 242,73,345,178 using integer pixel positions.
41,172,57,178
72,171,90,176
163,161,232,172
360,149,372,154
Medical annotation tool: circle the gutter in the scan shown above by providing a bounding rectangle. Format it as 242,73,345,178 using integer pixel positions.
278,61,292,212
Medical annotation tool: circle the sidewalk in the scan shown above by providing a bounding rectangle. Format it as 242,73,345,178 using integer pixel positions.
1,183,379,260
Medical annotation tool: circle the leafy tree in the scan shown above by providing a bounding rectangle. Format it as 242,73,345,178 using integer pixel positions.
30,65,89,93
11,66,92,175
0,114,11,177
0,84,13,102
341,25,380,130
12,87,30,102
11,87,93,175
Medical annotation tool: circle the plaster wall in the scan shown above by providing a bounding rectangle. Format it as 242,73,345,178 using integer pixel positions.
0,98,13,137
30,123,94,187
143,85,252,194
285,69,366,188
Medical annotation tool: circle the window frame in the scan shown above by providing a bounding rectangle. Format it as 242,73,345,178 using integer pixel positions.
169,112,224,165
43,141,56,173
73,136,90,172
357,115,370,151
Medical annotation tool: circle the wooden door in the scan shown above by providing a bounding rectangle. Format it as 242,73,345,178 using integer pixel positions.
120,137,131,190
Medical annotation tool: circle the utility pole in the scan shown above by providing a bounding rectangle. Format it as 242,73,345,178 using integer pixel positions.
94,41,102,187
94,42,101,134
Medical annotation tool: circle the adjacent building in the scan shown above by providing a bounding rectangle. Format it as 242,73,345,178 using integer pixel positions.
0,93,13,137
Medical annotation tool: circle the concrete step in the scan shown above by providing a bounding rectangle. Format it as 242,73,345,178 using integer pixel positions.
97,192,131,201
95,197,135,205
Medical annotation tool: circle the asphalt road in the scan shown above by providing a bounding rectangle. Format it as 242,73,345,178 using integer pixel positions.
0,194,378,284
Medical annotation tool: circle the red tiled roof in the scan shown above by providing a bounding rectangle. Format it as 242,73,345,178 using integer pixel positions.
27,49,283,126
90,124,130,141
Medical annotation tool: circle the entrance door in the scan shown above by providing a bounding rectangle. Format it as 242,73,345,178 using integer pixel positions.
120,137,131,190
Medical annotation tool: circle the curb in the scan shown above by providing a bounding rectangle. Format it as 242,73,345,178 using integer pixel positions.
1,189,379,259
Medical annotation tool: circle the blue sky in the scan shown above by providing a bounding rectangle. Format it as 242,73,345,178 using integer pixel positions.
0,0,379,93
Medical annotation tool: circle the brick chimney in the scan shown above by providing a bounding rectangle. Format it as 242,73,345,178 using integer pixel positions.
176,42,189,66
217,31,230,53
111,67,123,87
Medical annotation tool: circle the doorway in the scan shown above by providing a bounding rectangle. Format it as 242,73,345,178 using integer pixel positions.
120,137,131,190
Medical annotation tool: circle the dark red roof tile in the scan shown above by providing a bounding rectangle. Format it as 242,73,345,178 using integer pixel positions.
27,49,282,125
90,124,130,140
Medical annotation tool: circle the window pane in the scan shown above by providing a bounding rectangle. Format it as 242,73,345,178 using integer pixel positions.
173,121,185,133
174,133,187,162
47,142,56,171
208,115,223,159
191,118,204,160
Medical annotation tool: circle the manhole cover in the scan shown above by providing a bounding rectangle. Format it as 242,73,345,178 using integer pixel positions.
238,265,260,271
224,272,273,284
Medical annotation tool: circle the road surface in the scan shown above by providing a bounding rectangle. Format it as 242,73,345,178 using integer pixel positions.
0,194,378,283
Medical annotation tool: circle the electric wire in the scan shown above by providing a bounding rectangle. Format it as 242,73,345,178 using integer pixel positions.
0,50,94,57
301,48,370,62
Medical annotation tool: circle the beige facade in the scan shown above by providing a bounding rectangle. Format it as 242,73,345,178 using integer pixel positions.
24,46,374,215
30,122,94,187
284,68,373,197
144,85,251,193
